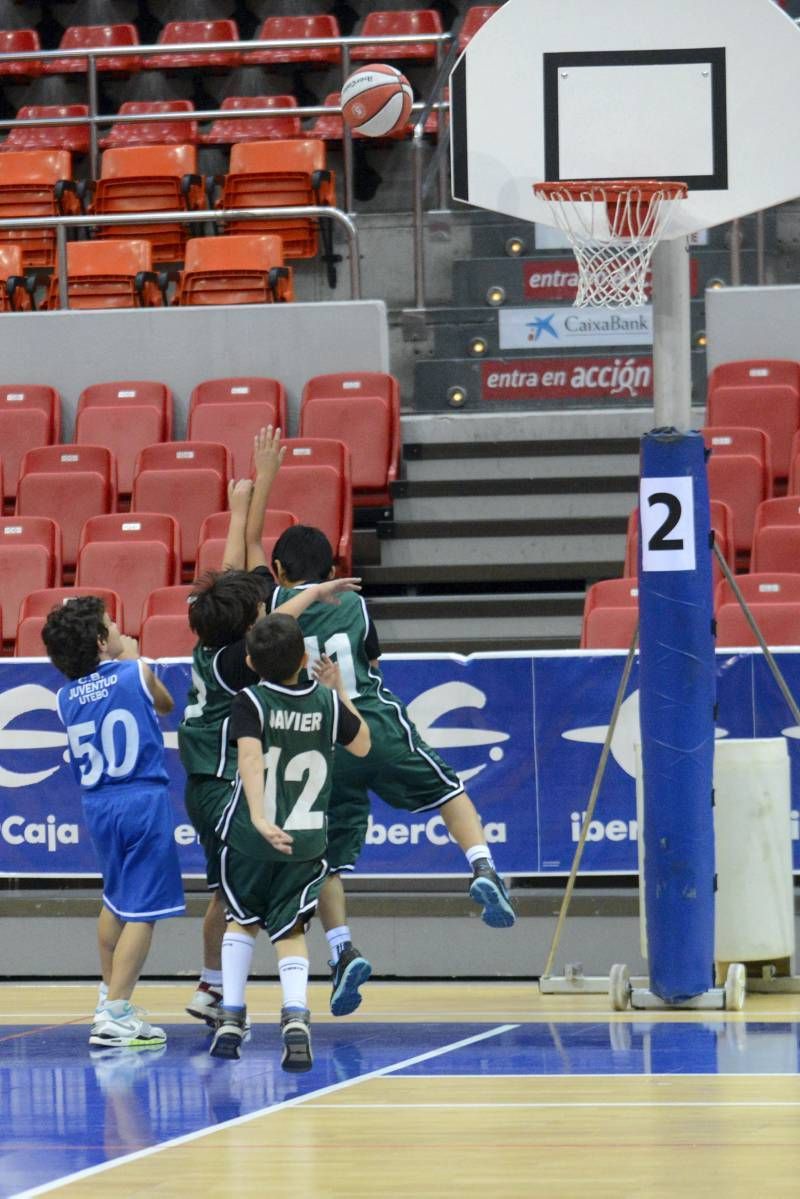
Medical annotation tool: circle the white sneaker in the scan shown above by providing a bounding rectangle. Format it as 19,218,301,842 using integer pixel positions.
186,982,223,1027
89,1002,167,1048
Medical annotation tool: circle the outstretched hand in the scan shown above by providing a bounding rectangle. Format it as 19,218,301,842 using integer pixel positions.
253,425,285,479
315,577,362,606
311,652,342,691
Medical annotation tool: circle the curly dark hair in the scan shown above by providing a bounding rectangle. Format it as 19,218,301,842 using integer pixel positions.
41,596,108,680
271,526,333,584
246,613,306,683
188,570,269,647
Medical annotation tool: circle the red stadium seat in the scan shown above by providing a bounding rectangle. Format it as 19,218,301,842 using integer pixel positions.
750,524,800,577
189,402,286,476
0,244,34,313
702,425,772,484
143,20,242,70
190,377,287,430
44,239,165,312
582,605,639,650
300,371,401,507
75,379,172,496
580,577,638,649
100,100,198,150
140,613,195,658
76,513,181,636
90,144,205,263
707,360,800,484
267,438,352,572
0,384,60,503
78,379,173,438
458,6,501,51
715,572,800,611
716,601,800,647
196,508,296,574
350,10,444,62
175,234,293,306
44,24,142,74
0,517,61,646
0,29,42,79
16,445,115,569
15,587,122,657
132,442,231,570
624,500,735,578
201,96,301,145
143,584,195,617
707,453,769,561
221,139,335,260
249,15,341,65
2,105,89,154
0,149,81,269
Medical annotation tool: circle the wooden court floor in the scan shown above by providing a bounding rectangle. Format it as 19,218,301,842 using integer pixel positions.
2,982,800,1199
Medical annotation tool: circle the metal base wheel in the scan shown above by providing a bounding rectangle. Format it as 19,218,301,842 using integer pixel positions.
609,963,631,1011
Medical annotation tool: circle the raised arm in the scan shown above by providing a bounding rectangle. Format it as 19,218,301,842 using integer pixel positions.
221,479,254,572
246,426,286,571
273,576,362,621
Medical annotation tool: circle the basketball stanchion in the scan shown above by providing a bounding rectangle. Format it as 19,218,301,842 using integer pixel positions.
539,624,645,995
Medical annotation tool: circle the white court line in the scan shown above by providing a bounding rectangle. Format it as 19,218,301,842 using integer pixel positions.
305,1100,800,1109
10,1022,518,1199
381,1071,800,1080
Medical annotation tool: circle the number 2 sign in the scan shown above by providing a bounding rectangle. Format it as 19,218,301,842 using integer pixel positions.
639,476,696,572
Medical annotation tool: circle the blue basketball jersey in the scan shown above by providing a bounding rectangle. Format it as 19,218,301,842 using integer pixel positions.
57,659,169,791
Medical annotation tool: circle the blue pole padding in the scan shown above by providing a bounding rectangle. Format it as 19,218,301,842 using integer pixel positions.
638,428,716,1003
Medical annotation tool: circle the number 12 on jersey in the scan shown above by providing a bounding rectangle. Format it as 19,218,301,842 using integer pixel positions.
639,476,696,572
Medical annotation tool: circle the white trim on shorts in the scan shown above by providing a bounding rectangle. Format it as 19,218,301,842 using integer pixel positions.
102,894,186,920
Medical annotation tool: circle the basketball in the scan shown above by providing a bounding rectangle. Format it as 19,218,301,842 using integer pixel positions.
340,64,413,137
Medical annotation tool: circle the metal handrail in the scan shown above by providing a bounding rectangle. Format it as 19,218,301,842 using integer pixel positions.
0,205,361,306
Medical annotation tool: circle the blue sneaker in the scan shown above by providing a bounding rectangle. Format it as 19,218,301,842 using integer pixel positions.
329,943,372,1017
469,859,516,928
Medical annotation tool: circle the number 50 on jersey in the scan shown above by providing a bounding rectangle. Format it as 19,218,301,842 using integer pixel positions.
639,476,697,573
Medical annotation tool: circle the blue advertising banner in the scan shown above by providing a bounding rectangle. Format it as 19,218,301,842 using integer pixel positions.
1,651,799,878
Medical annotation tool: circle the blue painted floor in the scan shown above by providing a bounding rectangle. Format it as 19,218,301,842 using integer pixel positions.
2,1020,799,1197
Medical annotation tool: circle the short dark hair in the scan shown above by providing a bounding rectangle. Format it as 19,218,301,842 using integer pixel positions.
246,613,306,683
271,525,333,584
188,570,267,647
41,596,108,680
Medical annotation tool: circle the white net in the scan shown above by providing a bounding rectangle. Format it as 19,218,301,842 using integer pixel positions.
533,181,688,309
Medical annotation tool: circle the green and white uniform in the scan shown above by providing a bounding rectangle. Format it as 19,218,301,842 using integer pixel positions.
271,587,463,873
218,678,361,940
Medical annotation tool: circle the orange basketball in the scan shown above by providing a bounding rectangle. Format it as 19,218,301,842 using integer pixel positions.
341,64,414,138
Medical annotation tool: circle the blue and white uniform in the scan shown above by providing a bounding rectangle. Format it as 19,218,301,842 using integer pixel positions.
57,658,185,922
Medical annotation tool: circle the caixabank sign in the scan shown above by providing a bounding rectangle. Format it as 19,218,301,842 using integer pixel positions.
499,305,654,350
2,653,800,878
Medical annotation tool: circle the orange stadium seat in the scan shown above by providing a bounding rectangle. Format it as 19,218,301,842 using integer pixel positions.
248,15,341,65
221,139,335,260
707,359,800,485
44,239,166,312
0,384,60,504
201,95,301,145
175,234,293,306
16,445,115,569
189,400,287,476
0,245,35,313
458,6,501,51
300,371,401,508
43,24,142,74
0,517,61,647
75,379,173,497
0,29,42,79
140,612,195,658
132,442,231,570
196,508,296,575
580,577,638,649
1,105,89,154
715,571,800,611
143,20,242,70
15,587,122,657
266,438,352,573
624,499,735,579
716,601,800,648
0,149,81,269
90,144,205,263
76,513,181,636
582,604,639,650
190,377,287,430
143,584,195,617
100,100,198,149
350,9,444,62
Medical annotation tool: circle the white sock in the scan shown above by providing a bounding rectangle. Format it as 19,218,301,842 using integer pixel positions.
465,844,493,868
201,968,223,988
325,925,351,962
278,955,309,1011
221,932,255,1010
96,981,109,1011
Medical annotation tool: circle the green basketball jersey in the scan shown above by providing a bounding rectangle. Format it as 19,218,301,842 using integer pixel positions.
217,679,339,863
270,587,407,739
178,643,240,779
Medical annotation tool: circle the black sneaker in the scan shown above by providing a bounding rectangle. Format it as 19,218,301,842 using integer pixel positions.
468,859,516,928
329,943,372,1017
209,1005,247,1060
280,1007,313,1073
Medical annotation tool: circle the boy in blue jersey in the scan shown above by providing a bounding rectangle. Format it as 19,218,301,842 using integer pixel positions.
43,596,184,1049
270,525,516,1016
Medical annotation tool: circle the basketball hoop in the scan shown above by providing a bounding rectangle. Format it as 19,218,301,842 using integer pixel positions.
532,180,688,308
